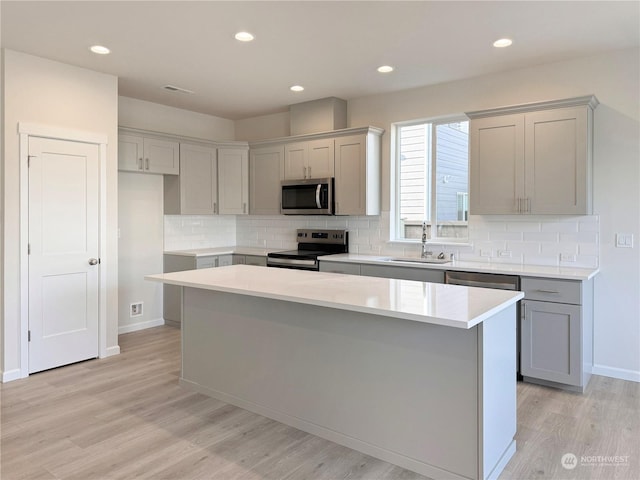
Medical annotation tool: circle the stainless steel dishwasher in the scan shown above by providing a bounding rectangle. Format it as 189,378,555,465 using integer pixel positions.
444,271,522,379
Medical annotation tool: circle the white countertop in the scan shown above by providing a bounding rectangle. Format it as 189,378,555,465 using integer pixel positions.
164,246,276,257
146,265,523,329
320,253,599,281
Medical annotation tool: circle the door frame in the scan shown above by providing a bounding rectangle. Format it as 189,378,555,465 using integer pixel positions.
18,122,108,379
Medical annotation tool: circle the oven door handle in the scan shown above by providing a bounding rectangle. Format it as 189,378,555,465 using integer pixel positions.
316,184,322,209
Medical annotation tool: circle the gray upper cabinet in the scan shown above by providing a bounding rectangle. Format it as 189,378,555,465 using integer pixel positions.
334,132,381,216
283,138,334,180
218,148,249,215
250,126,384,216
250,145,283,215
165,143,217,215
118,133,179,175
468,96,597,215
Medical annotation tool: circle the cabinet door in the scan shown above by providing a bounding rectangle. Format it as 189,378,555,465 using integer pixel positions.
179,144,218,214
118,134,144,172
525,107,589,214
334,134,366,215
469,114,524,214
218,148,249,215
143,137,180,175
218,255,233,267
284,142,308,179
250,145,283,215
196,257,218,268
521,300,582,386
307,138,334,178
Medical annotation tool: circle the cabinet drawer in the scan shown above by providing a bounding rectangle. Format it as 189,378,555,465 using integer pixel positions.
521,277,581,305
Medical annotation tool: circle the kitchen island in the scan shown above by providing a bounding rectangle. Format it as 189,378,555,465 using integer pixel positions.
146,265,524,480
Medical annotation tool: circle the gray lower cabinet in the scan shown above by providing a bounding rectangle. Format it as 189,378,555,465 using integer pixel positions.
360,264,444,283
164,253,258,326
232,254,267,266
520,277,593,392
319,262,361,275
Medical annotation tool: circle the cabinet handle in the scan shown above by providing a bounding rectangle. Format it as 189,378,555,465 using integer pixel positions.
303,166,306,178
138,157,143,170
535,289,560,294
243,202,247,214
517,198,522,214
308,166,312,178
527,198,531,213
145,158,150,170
213,202,217,214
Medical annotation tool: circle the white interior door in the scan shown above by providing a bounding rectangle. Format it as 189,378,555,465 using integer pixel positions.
28,137,100,373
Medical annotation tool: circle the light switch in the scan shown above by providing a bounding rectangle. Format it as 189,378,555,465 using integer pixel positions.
615,233,634,248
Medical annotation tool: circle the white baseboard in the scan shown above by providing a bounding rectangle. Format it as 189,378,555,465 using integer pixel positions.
2,369,23,383
592,364,640,383
118,317,165,335
104,345,121,357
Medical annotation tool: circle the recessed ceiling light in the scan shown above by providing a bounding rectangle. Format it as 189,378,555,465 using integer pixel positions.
377,65,394,73
235,31,255,42
90,45,110,55
290,85,304,92
493,38,513,48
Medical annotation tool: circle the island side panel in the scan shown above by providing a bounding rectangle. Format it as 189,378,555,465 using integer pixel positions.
478,304,517,480
181,287,481,480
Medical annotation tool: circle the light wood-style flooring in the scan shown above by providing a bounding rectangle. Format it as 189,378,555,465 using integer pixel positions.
1,325,638,480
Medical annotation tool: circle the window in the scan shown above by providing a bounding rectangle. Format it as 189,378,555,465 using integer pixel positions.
394,117,469,241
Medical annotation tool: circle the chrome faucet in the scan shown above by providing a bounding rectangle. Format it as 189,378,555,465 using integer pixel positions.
421,222,432,258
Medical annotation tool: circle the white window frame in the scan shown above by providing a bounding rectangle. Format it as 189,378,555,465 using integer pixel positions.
391,114,470,244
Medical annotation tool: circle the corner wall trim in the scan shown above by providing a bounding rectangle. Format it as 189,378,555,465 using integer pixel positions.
118,318,165,335
2,369,23,383
592,364,640,383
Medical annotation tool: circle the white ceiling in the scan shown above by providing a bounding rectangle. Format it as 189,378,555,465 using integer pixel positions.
2,1,638,120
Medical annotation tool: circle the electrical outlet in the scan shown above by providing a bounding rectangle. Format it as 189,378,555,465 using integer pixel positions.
560,253,577,262
498,250,512,258
130,302,143,317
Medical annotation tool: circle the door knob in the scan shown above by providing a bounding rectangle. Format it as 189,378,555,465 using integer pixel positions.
89,258,99,266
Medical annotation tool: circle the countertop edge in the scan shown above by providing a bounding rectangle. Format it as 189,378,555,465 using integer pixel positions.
319,254,599,281
146,269,523,330
164,247,276,257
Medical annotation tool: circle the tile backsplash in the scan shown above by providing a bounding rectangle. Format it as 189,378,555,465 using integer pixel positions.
164,215,236,251
167,212,599,268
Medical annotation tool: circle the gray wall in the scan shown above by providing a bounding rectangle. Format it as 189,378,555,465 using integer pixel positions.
2,50,119,377
117,97,235,333
235,47,640,381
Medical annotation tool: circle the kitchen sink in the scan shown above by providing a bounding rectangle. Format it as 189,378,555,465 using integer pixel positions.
383,257,452,265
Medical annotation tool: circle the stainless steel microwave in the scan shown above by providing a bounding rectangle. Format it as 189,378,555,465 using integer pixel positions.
281,178,334,215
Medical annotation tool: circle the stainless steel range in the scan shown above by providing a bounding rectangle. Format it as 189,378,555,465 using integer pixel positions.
267,229,348,271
